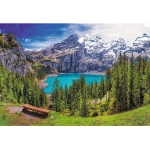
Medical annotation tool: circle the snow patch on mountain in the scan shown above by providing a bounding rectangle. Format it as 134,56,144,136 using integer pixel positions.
136,33,150,41
78,34,105,53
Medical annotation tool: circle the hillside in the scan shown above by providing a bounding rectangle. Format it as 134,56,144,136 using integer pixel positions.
1,103,150,126
0,32,52,79
0,61,48,109
0,33,33,75
44,105,150,126
0,32,21,49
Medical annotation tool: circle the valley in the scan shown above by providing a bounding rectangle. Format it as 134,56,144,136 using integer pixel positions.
1,26,150,126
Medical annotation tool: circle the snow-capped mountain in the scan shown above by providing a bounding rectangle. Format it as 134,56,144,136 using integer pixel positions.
27,33,150,73
135,33,150,42
78,34,105,53
133,33,150,48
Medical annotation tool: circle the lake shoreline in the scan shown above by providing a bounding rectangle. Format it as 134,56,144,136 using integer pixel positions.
38,73,59,89
83,71,106,75
38,71,106,90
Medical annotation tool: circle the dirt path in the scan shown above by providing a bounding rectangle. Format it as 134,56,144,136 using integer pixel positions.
6,106,44,125
7,106,23,113
39,73,58,88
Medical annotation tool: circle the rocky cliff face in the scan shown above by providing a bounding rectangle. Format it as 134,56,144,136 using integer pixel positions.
26,33,150,73
0,47,33,75
0,33,33,75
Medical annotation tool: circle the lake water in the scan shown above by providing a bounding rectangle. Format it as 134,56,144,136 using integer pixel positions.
43,73,105,94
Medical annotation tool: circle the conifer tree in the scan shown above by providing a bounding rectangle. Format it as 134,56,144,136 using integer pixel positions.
129,54,137,108
80,86,89,117
64,84,68,109
106,67,112,101
51,77,61,111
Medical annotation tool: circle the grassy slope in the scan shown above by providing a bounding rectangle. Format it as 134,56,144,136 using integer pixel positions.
0,105,8,125
43,105,150,126
1,103,150,126
0,104,44,126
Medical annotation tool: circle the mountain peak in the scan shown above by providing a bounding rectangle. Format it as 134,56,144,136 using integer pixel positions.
114,37,125,42
67,34,79,39
143,33,149,37
62,34,79,44
135,33,150,42
96,36,102,39
84,34,90,38
78,34,104,44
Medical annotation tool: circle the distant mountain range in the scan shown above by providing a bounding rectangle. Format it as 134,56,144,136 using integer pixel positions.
26,33,150,73
1,32,150,75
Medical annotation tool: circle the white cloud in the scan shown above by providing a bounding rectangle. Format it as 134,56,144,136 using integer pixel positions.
25,39,31,42
24,48,33,51
84,24,143,42
62,24,150,43
144,16,150,28
24,48,42,51
25,24,150,50
24,36,65,49
143,24,150,28
60,24,86,37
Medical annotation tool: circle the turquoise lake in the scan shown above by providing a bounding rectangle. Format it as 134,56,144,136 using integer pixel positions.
43,73,105,94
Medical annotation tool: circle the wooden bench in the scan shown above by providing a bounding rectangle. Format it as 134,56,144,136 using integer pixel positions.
22,104,50,118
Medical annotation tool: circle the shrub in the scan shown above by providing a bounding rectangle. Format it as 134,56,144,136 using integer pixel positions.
9,97,17,104
68,110,75,116
92,111,98,117
100,107,105,115
143,93,150,105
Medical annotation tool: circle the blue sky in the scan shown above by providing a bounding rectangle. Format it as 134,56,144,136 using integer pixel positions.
0,24,91,50
0,23,150,50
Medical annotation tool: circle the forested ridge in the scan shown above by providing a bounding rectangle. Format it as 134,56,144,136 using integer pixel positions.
51,74,107,117
0,32,21,49
109,53,150,114
0,61,48,107
33,64,52,80
51,52,150,116
0,32,49,108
